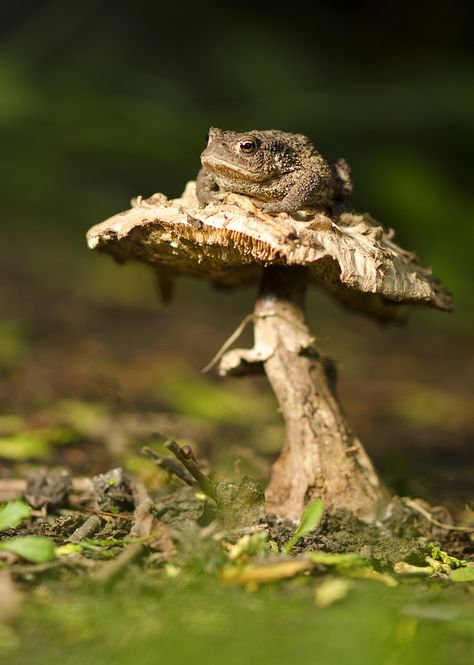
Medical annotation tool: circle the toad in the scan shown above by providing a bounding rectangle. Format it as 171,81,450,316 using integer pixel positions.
196,127,352,214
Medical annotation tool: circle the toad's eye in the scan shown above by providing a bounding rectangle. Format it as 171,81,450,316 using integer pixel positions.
204,132,209,144
239,139,257,154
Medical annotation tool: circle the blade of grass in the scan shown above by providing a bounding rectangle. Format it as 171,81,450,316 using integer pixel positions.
282,498,324,554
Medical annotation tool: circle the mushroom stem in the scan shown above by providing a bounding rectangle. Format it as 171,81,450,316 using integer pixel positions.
254,266,389,521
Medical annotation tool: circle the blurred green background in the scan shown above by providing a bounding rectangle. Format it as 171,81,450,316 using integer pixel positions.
0,1,472,505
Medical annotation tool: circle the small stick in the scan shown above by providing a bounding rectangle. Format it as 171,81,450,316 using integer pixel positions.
12,557,96,577
404,498,474,533
165,440,217,501
0,478,93,503
68,515,103,543
93,480,157,585
93,543,144,584
141,446,196,486
66,507,134,521
128,479,155,539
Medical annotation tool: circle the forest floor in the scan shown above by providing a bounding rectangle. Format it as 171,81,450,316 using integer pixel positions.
0,256,473,665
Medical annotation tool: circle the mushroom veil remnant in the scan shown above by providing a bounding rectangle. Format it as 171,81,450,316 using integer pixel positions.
87,181,453,521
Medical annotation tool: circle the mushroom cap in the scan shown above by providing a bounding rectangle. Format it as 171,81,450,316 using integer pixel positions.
87,182,453,320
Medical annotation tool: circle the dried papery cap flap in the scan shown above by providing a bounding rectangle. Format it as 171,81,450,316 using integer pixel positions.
87,182,454,319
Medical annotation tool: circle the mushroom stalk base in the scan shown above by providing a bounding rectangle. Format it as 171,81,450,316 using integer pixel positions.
220,266,389,521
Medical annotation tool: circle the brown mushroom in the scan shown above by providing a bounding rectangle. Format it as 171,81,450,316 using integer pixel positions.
87,182,453,521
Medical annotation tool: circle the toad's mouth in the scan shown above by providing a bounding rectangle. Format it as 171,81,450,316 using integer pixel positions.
201,155,270,182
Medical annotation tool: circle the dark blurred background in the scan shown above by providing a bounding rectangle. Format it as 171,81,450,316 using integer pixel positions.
0,1,472,509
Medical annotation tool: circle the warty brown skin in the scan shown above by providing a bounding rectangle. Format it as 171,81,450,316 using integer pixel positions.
196,127,352,214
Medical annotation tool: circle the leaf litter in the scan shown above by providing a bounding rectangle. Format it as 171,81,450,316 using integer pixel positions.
0,438,472,664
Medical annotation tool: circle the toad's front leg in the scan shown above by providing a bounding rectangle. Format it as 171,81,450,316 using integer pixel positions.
196,168,224,207
260,171,321,215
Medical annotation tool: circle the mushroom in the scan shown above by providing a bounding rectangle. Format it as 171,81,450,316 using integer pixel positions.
87,182,453,521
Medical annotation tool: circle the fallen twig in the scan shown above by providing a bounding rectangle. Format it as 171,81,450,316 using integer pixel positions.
129,479,155,539
11,557,96,577
404,498,474,533
165,440,216,501
92,542,144,585
68,507,134,521
68,515,103,543
0,478,93,503
141,446,196,486
93,479,163,585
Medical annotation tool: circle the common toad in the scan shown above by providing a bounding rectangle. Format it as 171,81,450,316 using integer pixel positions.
196,127,352,214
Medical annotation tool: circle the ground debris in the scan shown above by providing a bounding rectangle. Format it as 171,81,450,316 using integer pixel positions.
0,456,471,592
161,440,266,528
91,468,134,513
221,558,313,586
266,496,472,571
24,469,72,510
215,476,266,528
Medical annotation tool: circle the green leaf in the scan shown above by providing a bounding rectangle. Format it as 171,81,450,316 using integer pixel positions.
0,500,32,531
283,499,324,554
0,536,56,562
450,566,474,583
